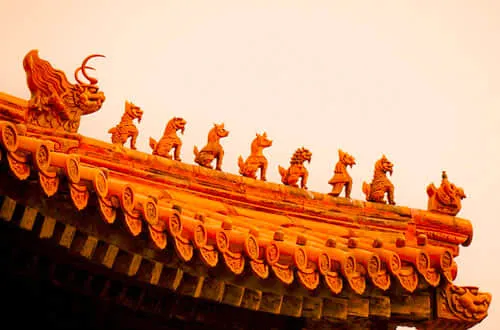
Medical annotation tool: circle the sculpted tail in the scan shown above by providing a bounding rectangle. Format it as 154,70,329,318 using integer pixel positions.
238,156,245,174
149,137,157,151
193,146,200,163
108,127,119,143
362,182,370,199
278,165,286,182
426,183,436,197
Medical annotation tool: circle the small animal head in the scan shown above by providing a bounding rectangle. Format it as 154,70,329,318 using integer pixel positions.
213,123,229,138
125,101,144,122
74,54,106,111
376,154,393,175
455,187,466,200
338,149,356,168
170,117,187,134
254,132,273,148
291,147,312,164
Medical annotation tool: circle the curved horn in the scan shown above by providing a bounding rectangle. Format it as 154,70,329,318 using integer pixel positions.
74,66,95,85
74,67,84,84
80,54,105,85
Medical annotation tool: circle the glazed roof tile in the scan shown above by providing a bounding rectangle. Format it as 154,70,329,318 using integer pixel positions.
0,118,471,296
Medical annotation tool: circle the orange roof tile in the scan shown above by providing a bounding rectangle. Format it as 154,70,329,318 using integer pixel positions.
0,119,473,296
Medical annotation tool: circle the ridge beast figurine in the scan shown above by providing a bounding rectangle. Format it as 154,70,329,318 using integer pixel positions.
328,149,356,198
362,154,395,205
238,132,273,180
149,117,187,161
23,49,105,133
108,101,143,149
278,147,312,189
427,171,466,216
193,123,229,170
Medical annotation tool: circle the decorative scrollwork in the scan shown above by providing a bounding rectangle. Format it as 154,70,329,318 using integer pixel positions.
250,260,269,279
271,263,294,285
174,236,193,262
318,252,331,275
39,171,59,197
346,273,366,295
297,269,320,290
98,197,116,224
94,171,108,198
65,156,80,183
216,230,229,252
69,183,89,210
193,223,207,248
341,255,356,276
223,250,245,275
440,284,492,322
199,245,218,267
7,152,30,180
396,264,419,293
0,122,19,152
245,234,260,260
143,198,158,226
121,186,135,213
168,213,182,237
123,212,142,236
422,268,441,287
148,224,167,250
324,272,343,294
34,143,51,171
265,242,280,265
294,247,308,272
370,271,391,291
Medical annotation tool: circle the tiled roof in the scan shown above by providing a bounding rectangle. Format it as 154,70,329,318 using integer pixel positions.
0,117,471,296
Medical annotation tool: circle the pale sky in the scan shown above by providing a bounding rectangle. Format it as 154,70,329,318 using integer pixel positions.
1,1,499,328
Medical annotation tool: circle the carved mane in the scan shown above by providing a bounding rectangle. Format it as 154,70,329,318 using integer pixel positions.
24,50,74,97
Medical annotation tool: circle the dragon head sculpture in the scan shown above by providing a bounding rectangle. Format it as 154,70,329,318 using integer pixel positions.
375,154,393,176
170,117,187,134
124,101,143,123
339,149,356,168
254,132,273,149
23,50,106,133
213,123,229,139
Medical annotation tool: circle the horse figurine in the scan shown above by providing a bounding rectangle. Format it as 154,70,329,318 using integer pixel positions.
193,123,229,170
149,117,187,161
362,155,395,205
108,101,143,149
426,171,466,216
278,147,312,189
238,132,273,180
328,149,356,198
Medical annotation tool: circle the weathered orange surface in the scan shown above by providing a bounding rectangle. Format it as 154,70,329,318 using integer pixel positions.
0,50,492,328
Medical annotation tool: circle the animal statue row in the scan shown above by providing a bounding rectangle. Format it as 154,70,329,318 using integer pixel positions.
106,102,466,216
18,50,465,216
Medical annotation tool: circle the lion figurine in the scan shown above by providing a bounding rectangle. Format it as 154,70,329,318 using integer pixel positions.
193,123,229,170
278,147,312,189
108,101,143,150
328,149,356,198
238,132,273,181
149,117,187,161
426,171,466,216
362,155,395,205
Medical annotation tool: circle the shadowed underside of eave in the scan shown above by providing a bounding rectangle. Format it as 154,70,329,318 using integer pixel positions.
0,177,485,330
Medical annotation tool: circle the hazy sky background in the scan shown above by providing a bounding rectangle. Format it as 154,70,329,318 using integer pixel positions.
1,1,498,328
